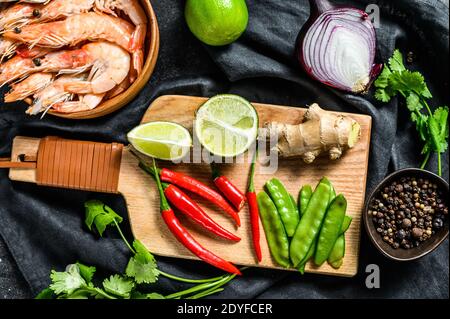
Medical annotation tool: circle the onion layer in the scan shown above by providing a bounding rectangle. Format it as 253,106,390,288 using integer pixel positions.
298,1,382,93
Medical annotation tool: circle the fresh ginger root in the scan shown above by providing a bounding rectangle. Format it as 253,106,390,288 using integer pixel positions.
266,103,361,163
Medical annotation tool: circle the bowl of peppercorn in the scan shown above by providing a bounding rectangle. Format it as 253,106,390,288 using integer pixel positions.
364,168,448,261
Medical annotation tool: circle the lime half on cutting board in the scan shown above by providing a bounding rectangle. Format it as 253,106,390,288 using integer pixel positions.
127,121,192,161
195,94,259,157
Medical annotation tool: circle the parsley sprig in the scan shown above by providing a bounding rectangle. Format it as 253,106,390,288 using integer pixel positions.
36,200,241,299
374,50,449,176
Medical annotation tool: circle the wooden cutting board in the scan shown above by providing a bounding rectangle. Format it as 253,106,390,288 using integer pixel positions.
8,95,372,277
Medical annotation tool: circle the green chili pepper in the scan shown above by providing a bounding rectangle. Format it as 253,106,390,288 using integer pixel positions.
328,234,345,269
314,195,347,266
265,179,299,237
257,191,290,268
340,216,353,234
298,185,313,216
289,178,331,267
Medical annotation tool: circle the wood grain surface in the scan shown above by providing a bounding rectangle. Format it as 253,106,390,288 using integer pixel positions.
8,95,372,277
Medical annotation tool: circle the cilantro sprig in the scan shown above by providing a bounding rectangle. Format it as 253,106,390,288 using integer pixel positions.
375,50,449,176
36,200,240,299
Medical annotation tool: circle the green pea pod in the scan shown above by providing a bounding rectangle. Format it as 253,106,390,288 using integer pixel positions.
297,240,316,274
290,194,299,217
265,179,299,237
328,234,345,269
340,216,353,235
298,185,313,216
289,178,331,267
257,192,290,268
314,195,347,266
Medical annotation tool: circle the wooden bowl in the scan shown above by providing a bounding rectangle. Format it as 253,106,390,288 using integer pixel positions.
363,168,449,261
46,0,159,120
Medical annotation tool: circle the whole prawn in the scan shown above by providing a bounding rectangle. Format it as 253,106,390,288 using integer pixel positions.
4,71,53,102
4,9,145,77
0,41,130,92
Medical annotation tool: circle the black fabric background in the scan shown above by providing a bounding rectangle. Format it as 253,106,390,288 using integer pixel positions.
0,0,448,299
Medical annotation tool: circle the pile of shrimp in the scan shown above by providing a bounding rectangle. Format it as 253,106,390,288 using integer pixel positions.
0,0,147,116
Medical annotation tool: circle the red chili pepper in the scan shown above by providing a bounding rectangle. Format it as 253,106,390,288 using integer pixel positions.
159,168,241,227
152,159,241,275
163,183,241,242
213,170,246,211
247,152,262,262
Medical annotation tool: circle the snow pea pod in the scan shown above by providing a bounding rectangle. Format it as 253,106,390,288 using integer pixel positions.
290,194,299,217
298,185,312,216
340,216,352,234
265,179,299,237
328,234,345,269
314,195,347,266
290,178,331,267
257,191,290,268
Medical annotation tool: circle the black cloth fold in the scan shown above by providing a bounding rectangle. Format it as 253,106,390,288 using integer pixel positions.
0,0,448,298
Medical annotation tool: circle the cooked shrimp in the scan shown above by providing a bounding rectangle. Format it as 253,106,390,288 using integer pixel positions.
2,12,143,76
0,37,16,62
63,42,130,94
15,45,52,58
0,2,40,31
104,75,130,99
4,72,52,102
27,0,95,24
0,47,92,87
27,73,81,115
95,0,147,78
52,93,105,113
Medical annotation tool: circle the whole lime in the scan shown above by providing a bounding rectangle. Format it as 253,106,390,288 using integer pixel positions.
185,0,249,46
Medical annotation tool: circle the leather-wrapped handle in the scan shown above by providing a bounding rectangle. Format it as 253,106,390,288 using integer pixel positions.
35,137,124,193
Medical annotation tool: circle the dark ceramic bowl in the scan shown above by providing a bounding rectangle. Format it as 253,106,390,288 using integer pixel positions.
364,168,449,261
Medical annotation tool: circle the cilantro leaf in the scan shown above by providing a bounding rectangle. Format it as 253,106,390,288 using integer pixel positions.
375,88,392,103
35,288,55,299
49,264,86,295
406,92,422,113
103,275,135,298
388,49,406,73
76,262,96,283
374,65,392,89
125,240,159,284
432,106,449,152
411,112,429,142
388,71,427,95
85,200,123,236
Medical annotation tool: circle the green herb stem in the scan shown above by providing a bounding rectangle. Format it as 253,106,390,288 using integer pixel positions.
158,271,226,284
188,288,224,299
113,219,136,254
165,274,234,299
420,151,431,170
438,152,442,176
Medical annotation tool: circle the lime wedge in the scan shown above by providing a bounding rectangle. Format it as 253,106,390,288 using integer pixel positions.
195,94,259,157
127,121,192,161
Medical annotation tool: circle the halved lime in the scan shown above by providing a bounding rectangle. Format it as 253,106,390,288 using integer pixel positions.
195,94,259,157
127,121,192,161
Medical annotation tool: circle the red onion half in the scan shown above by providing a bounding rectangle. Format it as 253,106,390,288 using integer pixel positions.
297,0,382,93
